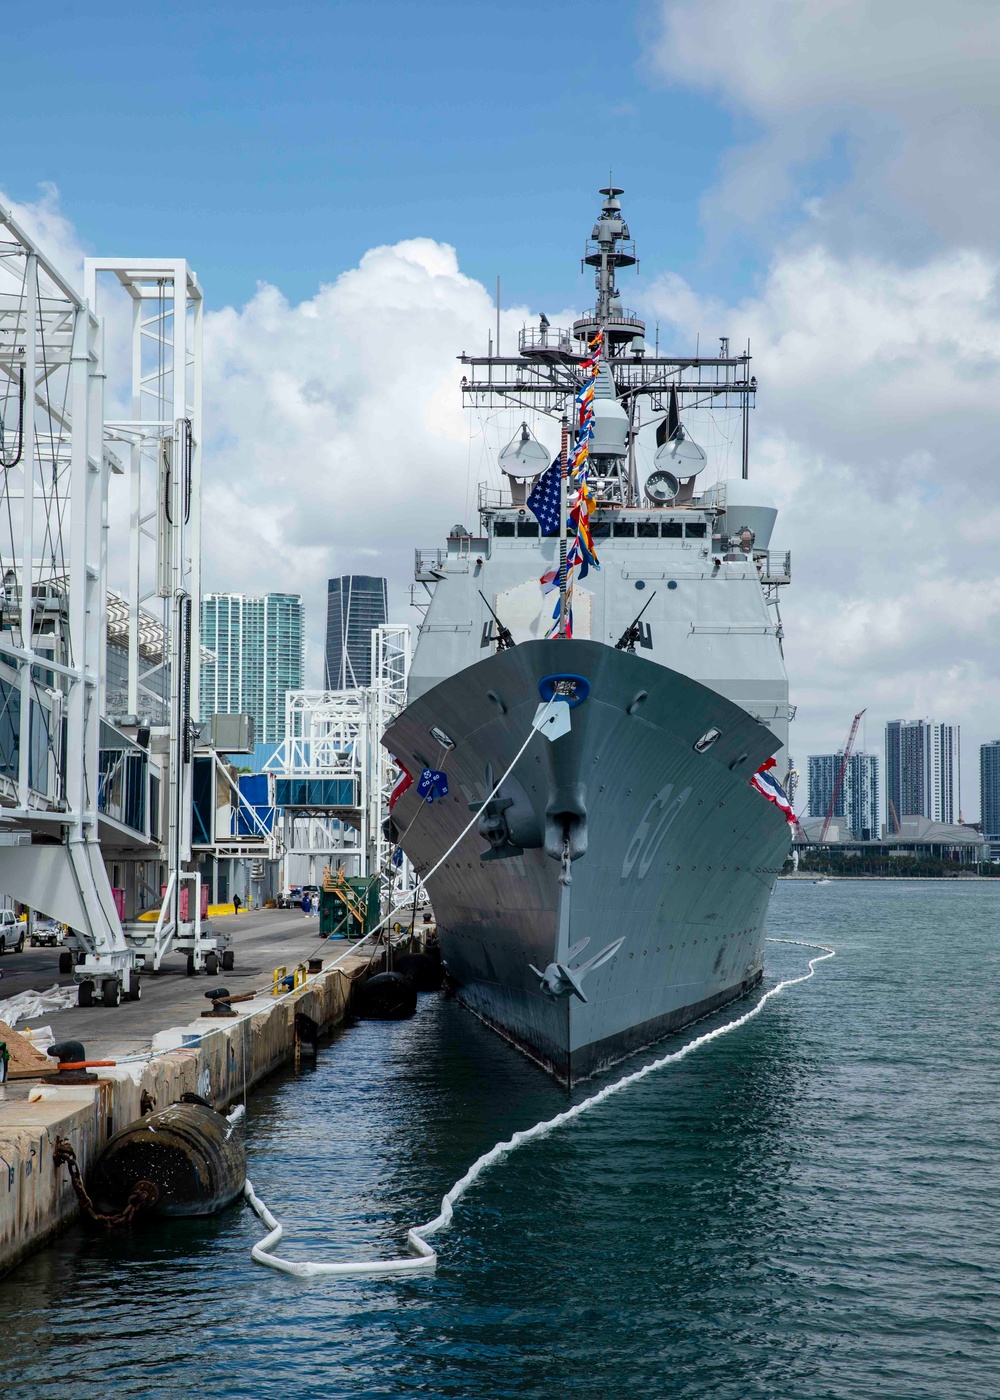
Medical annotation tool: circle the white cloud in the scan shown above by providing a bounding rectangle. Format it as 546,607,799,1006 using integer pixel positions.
0,182,85,290
644,239,1000,817
653,0,1000,251
202,242,566,680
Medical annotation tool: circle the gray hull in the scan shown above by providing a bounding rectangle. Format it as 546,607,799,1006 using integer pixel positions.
384,639,791,1084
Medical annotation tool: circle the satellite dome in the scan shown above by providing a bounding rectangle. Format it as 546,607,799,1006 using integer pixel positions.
498,423,550,479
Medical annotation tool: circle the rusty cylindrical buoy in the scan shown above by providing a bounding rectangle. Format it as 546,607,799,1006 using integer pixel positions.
87,1096,246,1218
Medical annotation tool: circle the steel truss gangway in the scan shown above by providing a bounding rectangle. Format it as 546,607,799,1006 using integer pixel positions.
264,624,412,906
83,256,233,981
0,202,141,1001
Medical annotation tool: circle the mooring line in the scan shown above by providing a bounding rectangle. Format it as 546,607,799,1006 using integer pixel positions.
117,699,561,1071
243,936,835,1280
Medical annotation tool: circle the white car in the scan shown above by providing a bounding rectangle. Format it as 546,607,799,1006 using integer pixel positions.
0,910,24,954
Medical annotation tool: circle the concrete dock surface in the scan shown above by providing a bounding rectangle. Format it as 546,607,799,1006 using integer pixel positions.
0,907,345,1059
0,908,384,1277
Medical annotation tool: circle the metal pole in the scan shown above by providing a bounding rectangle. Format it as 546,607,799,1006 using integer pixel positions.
17,254,36,807
742,344,750,480
741,386,749,480
128,293,142,717
557,416,569,638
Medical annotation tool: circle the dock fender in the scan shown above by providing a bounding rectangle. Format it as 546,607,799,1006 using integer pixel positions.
545,783,588,861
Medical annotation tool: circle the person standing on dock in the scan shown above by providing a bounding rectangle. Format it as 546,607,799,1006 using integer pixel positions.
233,893,242,917
301,890,311,918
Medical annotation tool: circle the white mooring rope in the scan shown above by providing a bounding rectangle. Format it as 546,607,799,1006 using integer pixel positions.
243,936,835,1279
114,698,560,1071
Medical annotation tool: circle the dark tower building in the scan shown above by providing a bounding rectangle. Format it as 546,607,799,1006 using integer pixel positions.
981,740,1000,847
325,575,388,689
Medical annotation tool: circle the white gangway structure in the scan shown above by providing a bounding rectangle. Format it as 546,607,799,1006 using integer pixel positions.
0,204,140,997
265,624,410,899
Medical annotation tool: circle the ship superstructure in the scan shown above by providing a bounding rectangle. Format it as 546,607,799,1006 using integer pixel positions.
383,189,794,1083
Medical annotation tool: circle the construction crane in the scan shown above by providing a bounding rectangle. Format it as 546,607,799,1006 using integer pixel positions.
820,709,866,843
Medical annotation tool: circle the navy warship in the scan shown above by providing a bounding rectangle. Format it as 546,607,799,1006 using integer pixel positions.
383,188,794,1083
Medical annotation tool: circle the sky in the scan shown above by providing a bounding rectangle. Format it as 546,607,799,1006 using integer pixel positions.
4,0,1000,820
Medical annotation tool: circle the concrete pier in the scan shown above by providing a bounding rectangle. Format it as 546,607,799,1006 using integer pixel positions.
0,910,381,1277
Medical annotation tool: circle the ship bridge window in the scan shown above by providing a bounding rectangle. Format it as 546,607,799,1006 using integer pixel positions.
662,521,683,538
494,521,515,537
517,520,539,537
591,520,611,539
612,521,635,538
685,522,707,538
637,522,658,538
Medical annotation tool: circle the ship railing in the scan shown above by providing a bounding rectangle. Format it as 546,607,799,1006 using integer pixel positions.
755,550,792,584
414,548,447,580
572,310,646,334
478,483,512,511
584,238,638,266
518,326,579,357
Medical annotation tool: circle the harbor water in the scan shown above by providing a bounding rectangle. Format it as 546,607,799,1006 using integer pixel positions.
1,880,999,1399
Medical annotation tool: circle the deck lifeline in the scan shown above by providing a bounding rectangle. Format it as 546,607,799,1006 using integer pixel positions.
0,909,381,1277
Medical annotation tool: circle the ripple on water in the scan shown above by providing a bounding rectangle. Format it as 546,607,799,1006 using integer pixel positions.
1,881,999,1399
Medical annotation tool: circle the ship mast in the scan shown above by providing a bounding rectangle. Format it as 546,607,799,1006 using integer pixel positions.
460,187,756,511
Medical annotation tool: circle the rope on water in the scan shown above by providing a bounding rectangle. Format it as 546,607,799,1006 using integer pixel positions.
244,936,835,1279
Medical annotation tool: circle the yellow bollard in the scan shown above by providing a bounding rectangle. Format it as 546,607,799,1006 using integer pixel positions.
272,966,287,996
294,963,308,989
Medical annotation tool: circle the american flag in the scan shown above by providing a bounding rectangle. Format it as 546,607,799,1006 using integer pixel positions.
527,458,562,536
750,758,796,824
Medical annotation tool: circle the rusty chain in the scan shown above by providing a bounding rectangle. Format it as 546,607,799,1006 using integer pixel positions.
52,1137,159,1230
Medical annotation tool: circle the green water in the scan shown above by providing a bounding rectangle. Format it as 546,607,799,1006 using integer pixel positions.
1,880,998,1399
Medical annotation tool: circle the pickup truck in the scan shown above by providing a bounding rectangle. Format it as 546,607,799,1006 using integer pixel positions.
0,910,24,954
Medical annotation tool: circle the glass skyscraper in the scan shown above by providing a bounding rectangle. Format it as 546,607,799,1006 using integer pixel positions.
201,593,303,744
325,575,387,689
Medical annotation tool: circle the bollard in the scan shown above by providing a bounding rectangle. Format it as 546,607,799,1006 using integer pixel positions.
47,1041,99,1084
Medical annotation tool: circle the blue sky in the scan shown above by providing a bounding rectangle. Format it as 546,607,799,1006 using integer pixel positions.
7,0,1000,813
6,0,750,311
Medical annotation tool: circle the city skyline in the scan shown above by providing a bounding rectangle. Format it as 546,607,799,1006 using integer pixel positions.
808,717,972,836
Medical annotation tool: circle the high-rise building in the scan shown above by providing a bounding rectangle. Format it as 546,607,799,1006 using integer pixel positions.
885,719,959,830
808,751,879,839
325,575,387,689
846,752,879,840
201,593,303,744
981,740,1000,844
808,754,844,822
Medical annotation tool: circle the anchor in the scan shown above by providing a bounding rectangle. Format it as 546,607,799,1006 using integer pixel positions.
529,936,625,1003
469,762,524,861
